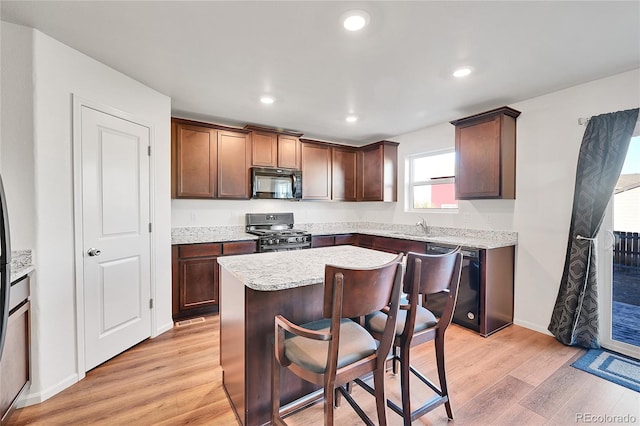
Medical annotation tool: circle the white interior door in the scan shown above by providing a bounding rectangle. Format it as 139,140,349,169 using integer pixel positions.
81,106,151,371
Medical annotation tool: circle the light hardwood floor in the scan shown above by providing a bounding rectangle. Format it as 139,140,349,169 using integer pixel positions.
7,316,639,425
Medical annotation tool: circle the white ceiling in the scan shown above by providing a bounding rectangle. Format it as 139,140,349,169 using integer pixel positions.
2,1,639,145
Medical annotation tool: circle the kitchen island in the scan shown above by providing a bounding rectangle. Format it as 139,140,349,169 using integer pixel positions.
217,246,397,426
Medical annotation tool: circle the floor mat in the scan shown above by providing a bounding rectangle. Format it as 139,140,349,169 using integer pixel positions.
571,349,639,393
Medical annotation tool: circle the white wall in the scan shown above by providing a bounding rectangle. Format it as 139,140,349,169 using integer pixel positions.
171,198,371,227
0,23,35,250
1,22,172,404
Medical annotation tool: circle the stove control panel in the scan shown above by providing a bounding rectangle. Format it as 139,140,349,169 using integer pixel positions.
258,234,311,252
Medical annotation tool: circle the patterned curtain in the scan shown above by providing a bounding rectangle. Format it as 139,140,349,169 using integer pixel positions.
548,108,639,348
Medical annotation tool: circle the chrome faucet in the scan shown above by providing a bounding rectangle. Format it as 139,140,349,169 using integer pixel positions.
416,217,428,235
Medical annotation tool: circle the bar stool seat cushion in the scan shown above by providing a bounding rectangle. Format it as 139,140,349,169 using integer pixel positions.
284,318,377,374
366,305,437,336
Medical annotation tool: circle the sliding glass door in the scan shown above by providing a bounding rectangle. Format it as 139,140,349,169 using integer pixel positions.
598,136,640,359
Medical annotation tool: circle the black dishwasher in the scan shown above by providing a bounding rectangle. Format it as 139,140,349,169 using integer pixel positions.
424,245,481,332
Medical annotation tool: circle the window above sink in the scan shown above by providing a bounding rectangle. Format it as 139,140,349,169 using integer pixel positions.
406,149,458,211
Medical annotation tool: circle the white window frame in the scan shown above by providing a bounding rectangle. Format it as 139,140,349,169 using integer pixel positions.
406,149,458,212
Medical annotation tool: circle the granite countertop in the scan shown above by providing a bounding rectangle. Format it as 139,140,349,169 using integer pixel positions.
171,226,258,245
217,245,398,291
172,221,517,249
11,249,34,282
355,229,515,249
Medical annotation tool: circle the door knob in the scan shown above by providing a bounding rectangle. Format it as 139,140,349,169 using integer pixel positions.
87,248,102,257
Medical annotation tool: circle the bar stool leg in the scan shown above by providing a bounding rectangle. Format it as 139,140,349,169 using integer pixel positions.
272,355,284,425
324,381,335,425
435,335,453,420
373,367,388,426
399,343,412,426
392,346,400,374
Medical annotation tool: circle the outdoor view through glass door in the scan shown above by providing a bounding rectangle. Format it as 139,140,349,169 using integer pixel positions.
599,135,640,359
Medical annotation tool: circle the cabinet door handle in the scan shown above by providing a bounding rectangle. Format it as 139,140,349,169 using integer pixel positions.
87,248,102,257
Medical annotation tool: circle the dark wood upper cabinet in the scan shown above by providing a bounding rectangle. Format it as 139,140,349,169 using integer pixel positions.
301,139,398,202
277,134,301,169
172,118,399,202
173,122,217,198
301,141,332,200
251,130,278,168
451,106,520,199
217,130,251,199
172,118,251,199
247,125,302,170
357,141,398,202
331,146,357,201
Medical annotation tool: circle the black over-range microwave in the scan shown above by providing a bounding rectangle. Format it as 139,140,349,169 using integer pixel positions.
251,167,302,200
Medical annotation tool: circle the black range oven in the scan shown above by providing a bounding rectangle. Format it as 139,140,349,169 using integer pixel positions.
246,213,311,252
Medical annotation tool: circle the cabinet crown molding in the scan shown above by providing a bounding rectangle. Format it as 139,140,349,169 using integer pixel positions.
450,106,521,126
171,117,251,134
244,124,304,138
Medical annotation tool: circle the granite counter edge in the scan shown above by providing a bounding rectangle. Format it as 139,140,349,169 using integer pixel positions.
11,265,34,283
173,229,516,249
11,249,34,283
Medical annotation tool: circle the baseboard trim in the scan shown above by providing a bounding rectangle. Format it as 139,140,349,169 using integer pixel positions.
513,319,553,336
155,320,174,336
18,373,79,407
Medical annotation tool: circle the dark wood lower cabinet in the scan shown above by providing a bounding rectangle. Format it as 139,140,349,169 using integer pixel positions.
334,234,358,246
172,241,256,320
480,246,515,336
180,258,219,311
424,244,515,336
1,276,31,425
311,234,359,248
316,234,514,337
357,234,427,254
311,235,334,248
173,234,513,337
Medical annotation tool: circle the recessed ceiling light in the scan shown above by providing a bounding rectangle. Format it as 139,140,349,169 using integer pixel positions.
343,10,370,31
453,67,472,78
260,95,275,104
346,115,358,123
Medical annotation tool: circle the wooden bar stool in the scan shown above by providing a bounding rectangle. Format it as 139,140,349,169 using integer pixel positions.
363,248,463,425
271,253,404,426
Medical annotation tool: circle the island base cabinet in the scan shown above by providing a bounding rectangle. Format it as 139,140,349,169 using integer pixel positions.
220,267,324,426
219,267,246,424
